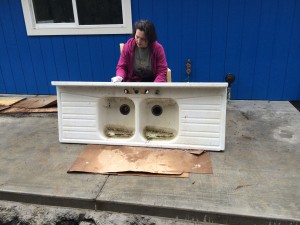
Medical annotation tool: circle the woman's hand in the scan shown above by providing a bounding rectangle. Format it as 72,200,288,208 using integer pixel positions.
111,76,123,82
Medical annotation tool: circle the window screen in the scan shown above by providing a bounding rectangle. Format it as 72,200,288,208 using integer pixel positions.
76,0,123,25
32,0,75,24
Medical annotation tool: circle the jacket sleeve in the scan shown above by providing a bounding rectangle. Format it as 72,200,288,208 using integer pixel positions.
154,44,168,82
116,43,129,80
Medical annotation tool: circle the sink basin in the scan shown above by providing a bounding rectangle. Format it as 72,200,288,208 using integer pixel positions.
139,98,178,141
52,82,228,151
99,97,135,139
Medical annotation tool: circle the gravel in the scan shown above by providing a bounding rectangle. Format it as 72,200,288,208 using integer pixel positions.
0,200,221,225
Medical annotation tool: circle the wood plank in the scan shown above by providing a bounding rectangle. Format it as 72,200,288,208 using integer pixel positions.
1,107,57,113
0,97,25,106
11,96,57,109
0,105,10,111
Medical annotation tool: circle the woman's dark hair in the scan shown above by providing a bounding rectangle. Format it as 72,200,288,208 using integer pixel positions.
132,19,157,45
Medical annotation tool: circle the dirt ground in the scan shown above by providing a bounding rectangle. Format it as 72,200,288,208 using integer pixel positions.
0,200,221,225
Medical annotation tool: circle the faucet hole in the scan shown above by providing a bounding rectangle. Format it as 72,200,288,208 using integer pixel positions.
152,105,163,116
120,104,130,115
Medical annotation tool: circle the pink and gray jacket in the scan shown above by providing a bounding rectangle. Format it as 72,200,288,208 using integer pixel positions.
116,38,168,82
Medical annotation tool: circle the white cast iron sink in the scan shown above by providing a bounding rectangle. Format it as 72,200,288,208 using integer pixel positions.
51,82,228,151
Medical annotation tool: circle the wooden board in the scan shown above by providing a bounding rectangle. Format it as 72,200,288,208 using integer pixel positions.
0,105,10,111
0,97,25,106
11,96,57,109
1,107,57,113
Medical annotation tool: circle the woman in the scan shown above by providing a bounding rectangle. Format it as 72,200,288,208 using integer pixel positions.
112,19,168,82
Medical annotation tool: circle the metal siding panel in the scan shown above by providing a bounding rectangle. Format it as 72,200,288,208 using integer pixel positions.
39,37,58,94
146,1,171,79
167,0,182,82
139,0,153,19
0,0,298,100
113,35,130,77
52,37,70,81
28,38,49,94
9,0,38,94
64,36,81,81
210,0,229,82
224,0,244,99
283,0,300,100
89,36,104,81
152,0,169,59
100,35,117,79
197,0,213,82
251,0,278,100
0,62,6,93
267,0,295,100
76,37,93,81
181,0,198,82
0,0,27,94
237,0,261,99
0,19,5,93
131,0,140,22
0,6,16,93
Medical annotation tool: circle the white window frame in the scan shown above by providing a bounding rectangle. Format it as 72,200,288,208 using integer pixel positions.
21,0,132,36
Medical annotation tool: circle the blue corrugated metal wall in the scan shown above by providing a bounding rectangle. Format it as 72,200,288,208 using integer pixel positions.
0,0,299,100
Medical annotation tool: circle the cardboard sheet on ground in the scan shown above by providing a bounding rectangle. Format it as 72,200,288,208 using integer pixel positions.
68,145,213,176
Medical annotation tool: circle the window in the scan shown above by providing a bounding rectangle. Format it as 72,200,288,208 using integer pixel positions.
21,0,132,35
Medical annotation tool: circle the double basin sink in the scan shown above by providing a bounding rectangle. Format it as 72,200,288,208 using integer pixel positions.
52,82,227,151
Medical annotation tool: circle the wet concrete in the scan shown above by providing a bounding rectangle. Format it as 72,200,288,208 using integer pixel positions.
0,101,299,224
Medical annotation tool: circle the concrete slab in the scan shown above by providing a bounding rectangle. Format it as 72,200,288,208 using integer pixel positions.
96,101,300,224
0,101,299,225
0,113,107,209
